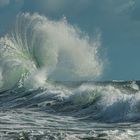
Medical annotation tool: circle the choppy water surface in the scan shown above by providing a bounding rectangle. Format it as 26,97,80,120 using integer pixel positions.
0,81,140,140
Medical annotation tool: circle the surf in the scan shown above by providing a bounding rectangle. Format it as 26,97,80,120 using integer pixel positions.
1,13,140,124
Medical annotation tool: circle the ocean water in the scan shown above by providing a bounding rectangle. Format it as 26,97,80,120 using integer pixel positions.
0,81,140,140
0,13,140,140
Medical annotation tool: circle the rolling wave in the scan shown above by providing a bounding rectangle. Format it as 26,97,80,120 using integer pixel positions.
0,80,140,122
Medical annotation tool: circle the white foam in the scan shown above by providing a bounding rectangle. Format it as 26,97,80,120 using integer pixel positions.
0,13,103,90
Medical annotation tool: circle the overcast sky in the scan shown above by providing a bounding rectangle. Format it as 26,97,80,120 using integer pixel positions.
0,0,140,80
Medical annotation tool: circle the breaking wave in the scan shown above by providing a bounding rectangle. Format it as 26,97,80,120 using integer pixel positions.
0,13,140,124
0,13,103,91
1,13,140,140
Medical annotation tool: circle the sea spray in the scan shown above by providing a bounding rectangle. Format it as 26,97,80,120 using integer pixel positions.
0,13,103,90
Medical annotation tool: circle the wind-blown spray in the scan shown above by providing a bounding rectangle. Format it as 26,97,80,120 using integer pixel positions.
0,13,103,90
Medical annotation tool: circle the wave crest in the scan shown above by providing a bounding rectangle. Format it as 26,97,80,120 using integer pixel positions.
0,13,103,90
